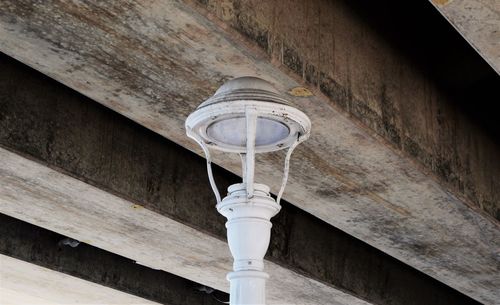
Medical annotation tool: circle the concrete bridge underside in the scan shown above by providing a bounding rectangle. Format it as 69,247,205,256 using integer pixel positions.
0,0,499,304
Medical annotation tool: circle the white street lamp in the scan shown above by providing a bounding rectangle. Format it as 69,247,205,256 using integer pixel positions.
185,76,311,305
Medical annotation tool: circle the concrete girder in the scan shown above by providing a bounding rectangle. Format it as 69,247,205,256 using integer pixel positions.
195,0,500,220
0,214,224,305
0,54,479,305
0,148,371,305
0,0,498,303
430,0,500,74
0,255,160,305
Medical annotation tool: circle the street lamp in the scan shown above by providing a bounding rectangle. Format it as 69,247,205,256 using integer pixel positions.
185,76,311,305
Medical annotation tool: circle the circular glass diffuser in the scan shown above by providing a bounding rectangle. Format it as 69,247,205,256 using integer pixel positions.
186,76,311,153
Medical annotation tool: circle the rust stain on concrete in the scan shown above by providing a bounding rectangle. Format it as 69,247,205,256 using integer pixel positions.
432,0,451,6
288,86,314,97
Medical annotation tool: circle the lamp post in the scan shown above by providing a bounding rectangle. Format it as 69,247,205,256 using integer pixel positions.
185,76,311,305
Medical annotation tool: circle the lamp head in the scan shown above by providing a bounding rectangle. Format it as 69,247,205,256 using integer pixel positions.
185,76,311,154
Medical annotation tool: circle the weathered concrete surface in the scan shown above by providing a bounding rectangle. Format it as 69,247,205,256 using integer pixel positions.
0,1,498,303
430,0,500,74
0,214,227,305
0,148,372,305
0,255,160,305
0,54,481,305
197,0,500,222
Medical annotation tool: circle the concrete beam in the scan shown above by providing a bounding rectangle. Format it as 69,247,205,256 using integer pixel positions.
196,0,500,220
1,148,370,305
430,0,500,74
0,255,160,305
0,214,225,305
0,54,479,305
0,1,498,303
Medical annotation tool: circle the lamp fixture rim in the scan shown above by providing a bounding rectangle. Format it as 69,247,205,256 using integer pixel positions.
185,100,311,153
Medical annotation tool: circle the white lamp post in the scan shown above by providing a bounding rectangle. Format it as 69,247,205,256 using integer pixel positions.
185,76,311,305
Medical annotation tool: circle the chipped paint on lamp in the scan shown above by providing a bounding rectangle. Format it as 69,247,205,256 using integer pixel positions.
185,76,311,305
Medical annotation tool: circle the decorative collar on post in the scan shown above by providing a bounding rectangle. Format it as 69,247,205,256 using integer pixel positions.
185,76,311,305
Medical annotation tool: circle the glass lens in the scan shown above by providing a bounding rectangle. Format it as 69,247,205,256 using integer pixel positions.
207,117,290,147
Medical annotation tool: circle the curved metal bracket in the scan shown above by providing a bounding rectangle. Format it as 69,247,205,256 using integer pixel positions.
186,128,222,204
276,133,308,205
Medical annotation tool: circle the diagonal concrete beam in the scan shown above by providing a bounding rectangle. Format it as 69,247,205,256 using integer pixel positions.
0,1,498,303
1,148,371,305
430,0,500,74
0,54,480,305
195,0,500,220
0,255,160,305
0,214,225,305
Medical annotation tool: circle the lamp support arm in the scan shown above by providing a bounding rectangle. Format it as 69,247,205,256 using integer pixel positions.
186,129,222,204
276,133,308,205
